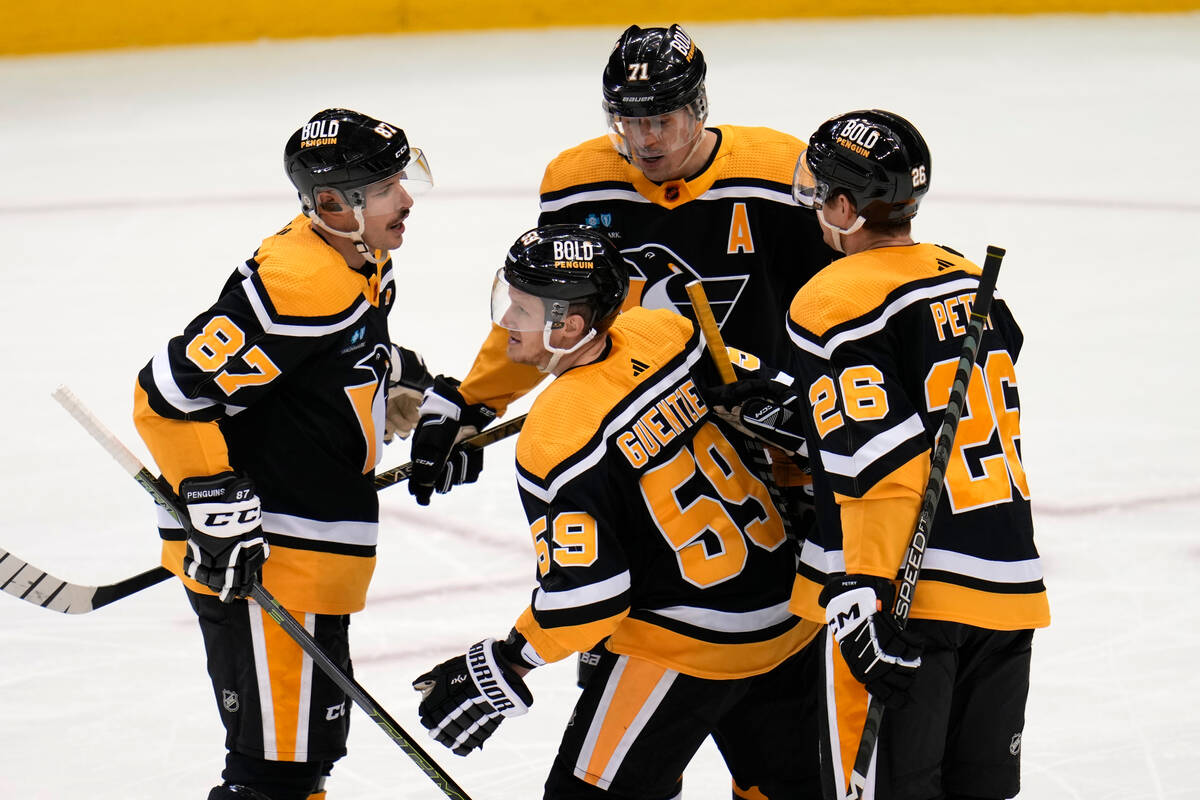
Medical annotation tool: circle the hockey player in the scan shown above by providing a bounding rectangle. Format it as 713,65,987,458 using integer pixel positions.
132,108,474,800
777,110,1051,799
411,225,822,800
406,23,835,508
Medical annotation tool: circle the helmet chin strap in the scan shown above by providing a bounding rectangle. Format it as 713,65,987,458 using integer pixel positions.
307,205,386,265
817,207,866,254
539,324,599,375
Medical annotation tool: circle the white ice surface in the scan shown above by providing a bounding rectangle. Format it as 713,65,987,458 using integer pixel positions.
1,13,1198,799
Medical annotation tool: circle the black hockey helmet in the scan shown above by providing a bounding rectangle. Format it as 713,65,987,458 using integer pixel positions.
284,108,431,213
601,24,707,118
794,109,931,225
493,225,629,333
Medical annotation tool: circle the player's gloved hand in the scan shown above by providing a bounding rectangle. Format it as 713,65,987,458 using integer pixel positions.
819,575,923,708
704,378,806,456
179,471,269,603
385,345,435,443
413,638,533,756
409,376,495,506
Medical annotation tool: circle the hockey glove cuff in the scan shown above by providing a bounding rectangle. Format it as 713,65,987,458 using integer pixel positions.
408,376,495,506
820,574,923,708
180,472,269,603
413,638,533,756
704,378,807,457
385,345,435,443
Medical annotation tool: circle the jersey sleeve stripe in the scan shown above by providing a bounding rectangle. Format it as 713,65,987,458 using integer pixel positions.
533,571,632,612
243,274,374,337
151,347,218,414
818,413,926,478
788,275,980,359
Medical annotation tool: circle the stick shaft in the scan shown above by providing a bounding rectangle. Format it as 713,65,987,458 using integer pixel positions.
53,390,474,800
847,246,1005,799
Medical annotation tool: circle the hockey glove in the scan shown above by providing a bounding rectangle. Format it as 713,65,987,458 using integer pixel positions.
704,378,807,457
408,376,494,506
413,638,533,756
385,345,435,443
180,472,269,603
819,575,923,708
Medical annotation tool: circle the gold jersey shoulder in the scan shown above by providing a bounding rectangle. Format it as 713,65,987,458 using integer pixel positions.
710,125,807,186
539,126,806,197
517,307,694,480
789,243,980,338
539,135,631,195
253,214,377,318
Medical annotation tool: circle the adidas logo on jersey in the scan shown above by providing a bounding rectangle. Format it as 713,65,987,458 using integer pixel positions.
631,358,649,377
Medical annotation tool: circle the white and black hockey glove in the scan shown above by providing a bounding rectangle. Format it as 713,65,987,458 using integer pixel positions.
820,575,923,708
384,345,435,443
180,471,269,603
408,376,493,506
704,377,808,457
412,638,534,756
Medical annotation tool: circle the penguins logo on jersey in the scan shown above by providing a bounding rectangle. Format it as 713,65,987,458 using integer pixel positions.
621,242,748,329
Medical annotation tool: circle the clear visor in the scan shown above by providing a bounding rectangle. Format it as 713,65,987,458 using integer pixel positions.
337,147,434,214
792,151,828,209
604,98,707,160
490,270,565,333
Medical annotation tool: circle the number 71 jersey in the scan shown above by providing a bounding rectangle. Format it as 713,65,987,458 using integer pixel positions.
785,243,1050,631
511,307,819,679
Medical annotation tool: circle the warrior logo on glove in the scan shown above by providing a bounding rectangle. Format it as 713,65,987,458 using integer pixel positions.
413,638,533,756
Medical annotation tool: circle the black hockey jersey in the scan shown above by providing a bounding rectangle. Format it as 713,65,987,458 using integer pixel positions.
134,214,398,614
458,126,836,412
785,243,1050,631
511,307,819,680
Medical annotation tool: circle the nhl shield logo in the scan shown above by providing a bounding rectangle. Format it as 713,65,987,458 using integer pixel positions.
222,689,240,713
1009,732,1022,755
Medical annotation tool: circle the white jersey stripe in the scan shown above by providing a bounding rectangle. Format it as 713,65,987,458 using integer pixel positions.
151,346,216,413
155,506,378,549
533,571,631,612
647,600,794,633
818,414,926,478
541,188,651,212
799,539,1043,585
241,276,374,338
789,277,980,360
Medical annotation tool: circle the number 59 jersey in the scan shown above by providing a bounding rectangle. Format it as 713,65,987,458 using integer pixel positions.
511,307,819,680
785,243,1050,632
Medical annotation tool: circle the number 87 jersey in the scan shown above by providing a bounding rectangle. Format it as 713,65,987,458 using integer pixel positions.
785,242,1050,631
510,306,819,679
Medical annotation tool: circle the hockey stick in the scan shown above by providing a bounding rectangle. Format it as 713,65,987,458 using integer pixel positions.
1,398,525,616
685,280,796,539
845,246,1006,800
0,547,171,614
374,413,525,489
50,387,475,800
